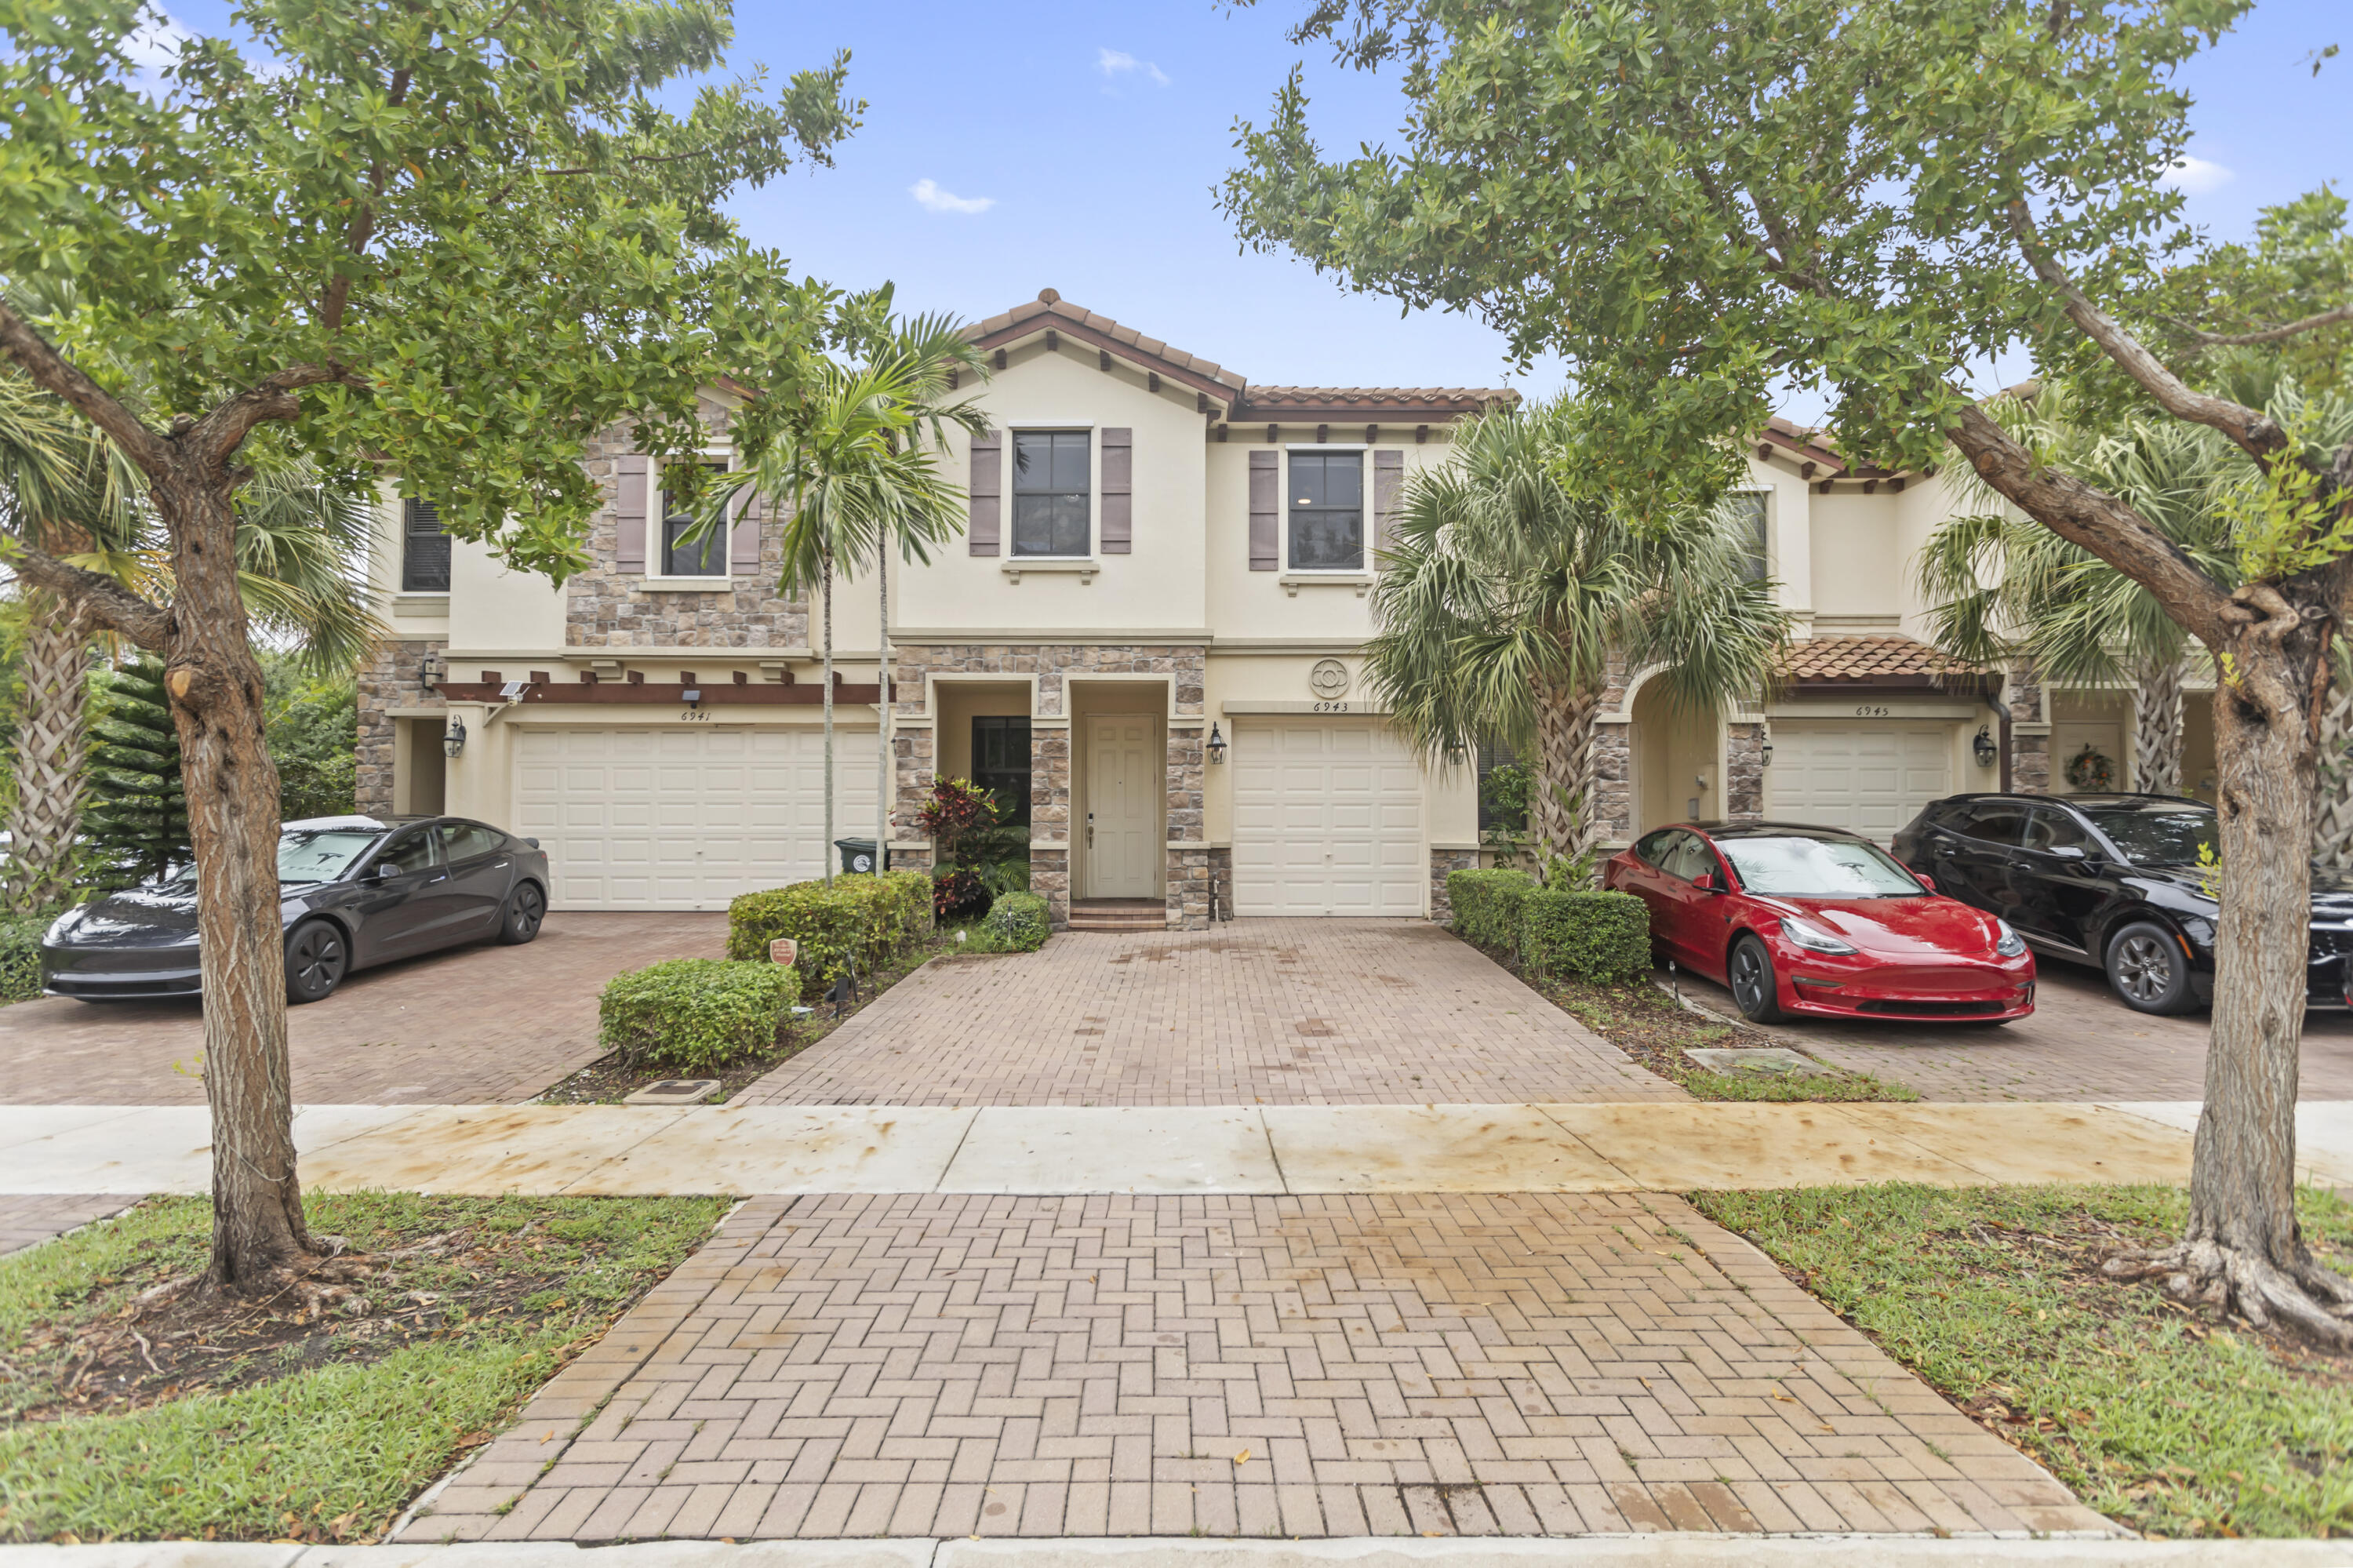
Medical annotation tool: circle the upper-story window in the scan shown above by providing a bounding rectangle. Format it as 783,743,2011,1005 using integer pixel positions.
1728,490,1769,583
1012,431,1090,557
401,498,449,592
660,461,731,577
1289,451,1363,570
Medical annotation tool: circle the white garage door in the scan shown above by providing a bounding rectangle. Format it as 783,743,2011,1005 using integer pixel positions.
1231,720,1424,916
515,727,876,910
1766,723,1952,842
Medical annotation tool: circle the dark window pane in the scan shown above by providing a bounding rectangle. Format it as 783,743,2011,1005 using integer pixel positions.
1288,453,1364,569
2027,807,2086,852
375,828,440,875
1962,803,2030,846
438,822,503,862
972,716,1031,825
1010,432,1090,556
402,498,449,592
664,514,727,575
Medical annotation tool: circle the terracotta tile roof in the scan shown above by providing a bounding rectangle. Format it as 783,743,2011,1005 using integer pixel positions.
966,291,1514,422
1780,634,1980,685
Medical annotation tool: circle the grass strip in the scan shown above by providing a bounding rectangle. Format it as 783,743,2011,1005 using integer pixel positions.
1690,1182,2353,1537
0,1190,728,1543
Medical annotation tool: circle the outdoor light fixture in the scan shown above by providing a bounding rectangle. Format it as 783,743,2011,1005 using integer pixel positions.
682,688,703,707
1973,726,1998,768
442,716,467,759
1206,722,1228,764
1760,737,1774,768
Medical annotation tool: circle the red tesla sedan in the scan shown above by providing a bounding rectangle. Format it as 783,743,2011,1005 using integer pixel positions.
1603,822,2036,1024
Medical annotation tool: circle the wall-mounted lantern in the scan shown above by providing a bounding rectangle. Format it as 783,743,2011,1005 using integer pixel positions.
1760,737,1774,768
1206,722,1228,765
442,715,467,759
1973,726,1998,769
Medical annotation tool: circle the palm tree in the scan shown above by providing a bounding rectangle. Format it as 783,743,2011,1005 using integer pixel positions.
1918,387,2240,796
1366,400,1792,876
711,336,980,886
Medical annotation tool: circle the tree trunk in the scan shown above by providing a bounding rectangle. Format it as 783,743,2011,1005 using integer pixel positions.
2131,656,2184,796
820,547,835,889
5,594,91,912
1530,678,1602,873
2311,640,2353,868
152,464,312,1293
2105,624,2353,1342
877,551,890,871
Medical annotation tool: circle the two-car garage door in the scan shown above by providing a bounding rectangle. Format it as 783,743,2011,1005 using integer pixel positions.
1231,719,1424,915
1764,723,1952,843
515,727,875,910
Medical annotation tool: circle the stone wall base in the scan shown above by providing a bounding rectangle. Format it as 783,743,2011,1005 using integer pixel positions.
1208,847,1233,922
1166,848,1211,930
1033,846,1071,929
1429,849,1480,922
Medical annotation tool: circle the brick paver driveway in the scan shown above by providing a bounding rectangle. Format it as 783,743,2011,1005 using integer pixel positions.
407,1191,2109,1543
0,911,724,1106
740,920,1679,1107
1671,959,2353,1101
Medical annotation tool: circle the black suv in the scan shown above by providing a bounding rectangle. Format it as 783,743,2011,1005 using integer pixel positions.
1892,791,2353,1014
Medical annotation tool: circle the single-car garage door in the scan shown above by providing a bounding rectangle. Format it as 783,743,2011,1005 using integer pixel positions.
1765,722,1952,842
515,726,876,910
1231,719,1424,915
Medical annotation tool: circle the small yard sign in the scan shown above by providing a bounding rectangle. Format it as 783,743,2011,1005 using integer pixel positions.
769,937,797,966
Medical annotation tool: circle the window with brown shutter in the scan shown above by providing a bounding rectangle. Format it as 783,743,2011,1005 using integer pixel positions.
613,454,649,573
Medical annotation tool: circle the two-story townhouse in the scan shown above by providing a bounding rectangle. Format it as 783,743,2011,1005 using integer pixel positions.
358,289,2206,930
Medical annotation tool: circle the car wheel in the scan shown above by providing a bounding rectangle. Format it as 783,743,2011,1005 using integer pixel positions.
1727,933,1786,1024
285,919,348,1004
496,882,546,946
2106,921,2195,1014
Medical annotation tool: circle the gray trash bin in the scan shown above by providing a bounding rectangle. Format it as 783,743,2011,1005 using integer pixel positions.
835,838,886,875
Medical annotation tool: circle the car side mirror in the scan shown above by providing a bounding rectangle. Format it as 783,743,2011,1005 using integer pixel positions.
1916,872,1937,892
365,860,396,882
1691,871,1718,893
2049,845,2086,860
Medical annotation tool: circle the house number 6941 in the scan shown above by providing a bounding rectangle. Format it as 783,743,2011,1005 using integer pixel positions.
1853,704,1891,718
680,708,710,722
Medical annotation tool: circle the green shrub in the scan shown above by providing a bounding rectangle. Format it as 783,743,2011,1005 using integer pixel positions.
0,910,55,1003
976,890,1050,952
1521,888,1651,981
597,959,799,1071
1447,868,1535,952
725,869,934,988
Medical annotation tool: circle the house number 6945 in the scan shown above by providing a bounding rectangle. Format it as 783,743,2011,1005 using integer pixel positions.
1853,704,1890,718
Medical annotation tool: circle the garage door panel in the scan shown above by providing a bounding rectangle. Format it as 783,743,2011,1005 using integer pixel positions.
1231,719,1424,917
1766,722,1952,846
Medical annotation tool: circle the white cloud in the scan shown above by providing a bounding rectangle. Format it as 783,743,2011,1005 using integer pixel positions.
2159,155,2234,195
910,178,994,216
1097,48,1170,86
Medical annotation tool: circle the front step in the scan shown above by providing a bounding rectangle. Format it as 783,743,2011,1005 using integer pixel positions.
1067,900,1169,933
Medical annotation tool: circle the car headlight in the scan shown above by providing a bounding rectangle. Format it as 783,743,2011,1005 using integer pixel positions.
1779,916,1857,955
42,909,79,944
1994,919,2027,958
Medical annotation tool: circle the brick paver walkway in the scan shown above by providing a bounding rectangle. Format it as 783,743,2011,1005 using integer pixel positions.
406,1191,2111,1543
740,922,1679,1107
0,1193,129,1255
0,912,723,1106
1671,962,2353,1102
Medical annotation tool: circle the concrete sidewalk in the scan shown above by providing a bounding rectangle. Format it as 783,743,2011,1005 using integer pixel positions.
5,1101,2349,1198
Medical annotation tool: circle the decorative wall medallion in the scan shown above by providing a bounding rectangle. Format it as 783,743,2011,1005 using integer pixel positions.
1308,659,1351,700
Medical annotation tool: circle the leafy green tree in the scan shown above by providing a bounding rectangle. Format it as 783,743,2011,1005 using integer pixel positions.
1224,0,2353,1337
262,653,358,821
1367,402,1788,875
0,0,855,1293
84,654,190,889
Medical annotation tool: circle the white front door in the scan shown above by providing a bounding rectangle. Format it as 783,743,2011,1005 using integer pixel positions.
1764,722,1953,843
1084,716,1158,898
1231,719,1424,915
514,726,875,910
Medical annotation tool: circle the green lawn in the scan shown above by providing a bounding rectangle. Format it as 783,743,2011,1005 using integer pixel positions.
1691,1183,2353,1538
1535,971,1919,1101
0,1191,728,1543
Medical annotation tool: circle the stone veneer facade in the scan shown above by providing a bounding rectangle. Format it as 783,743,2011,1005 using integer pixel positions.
566,400,812,650
1427,849,1480,922
355,638,445,817
2006,664,2050,795
888,642,1209,930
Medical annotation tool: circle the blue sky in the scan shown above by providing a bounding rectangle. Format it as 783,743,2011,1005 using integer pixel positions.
160,0,2348,419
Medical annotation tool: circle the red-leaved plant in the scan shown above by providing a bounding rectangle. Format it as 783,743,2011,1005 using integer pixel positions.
917,777,1002,919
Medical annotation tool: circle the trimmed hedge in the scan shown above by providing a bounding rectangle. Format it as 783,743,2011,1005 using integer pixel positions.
1447,868,1535,952
0,910,57,1003
977,890,1050,952
598,959,800,1071
726,870,934,988
1522,888,1651,982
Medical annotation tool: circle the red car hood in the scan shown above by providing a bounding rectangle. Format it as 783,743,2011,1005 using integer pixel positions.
1750,894,2005,958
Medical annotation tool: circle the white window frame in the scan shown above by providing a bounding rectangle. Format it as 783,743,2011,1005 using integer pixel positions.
644,449,738,587
1006,426,1097,562
1728,485,1773,584
1282,442,1371,574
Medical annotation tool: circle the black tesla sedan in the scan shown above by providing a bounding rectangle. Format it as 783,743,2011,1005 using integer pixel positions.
42,815,551,1004
1892,791,2353,1015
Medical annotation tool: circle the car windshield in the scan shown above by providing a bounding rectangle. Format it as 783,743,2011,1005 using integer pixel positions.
2080,804,2217,867
278,828,384,884
1718,835,1926,898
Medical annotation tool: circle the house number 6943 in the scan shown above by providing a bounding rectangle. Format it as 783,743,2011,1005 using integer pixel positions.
1853,704,1890,718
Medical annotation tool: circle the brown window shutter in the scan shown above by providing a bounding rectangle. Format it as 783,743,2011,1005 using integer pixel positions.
1099,427,1133,554
1248,449,1279,570
614,453,649,573
727,481,762,574
1373,449,1404,559
969,430,1002,555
